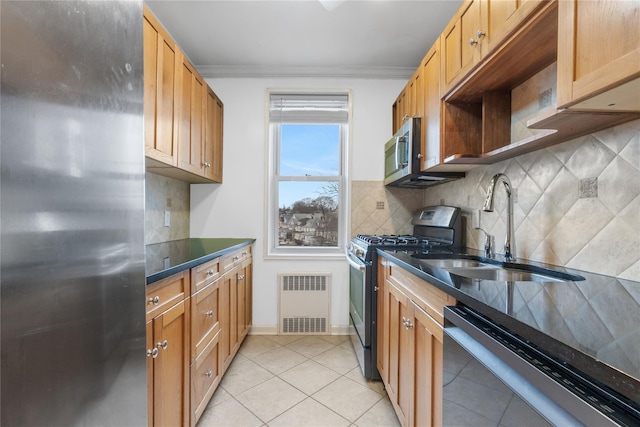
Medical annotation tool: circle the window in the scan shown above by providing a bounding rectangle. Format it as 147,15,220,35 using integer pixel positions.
267,92,349,257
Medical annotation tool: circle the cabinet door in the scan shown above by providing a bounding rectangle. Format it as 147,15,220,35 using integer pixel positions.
412,302,444,427
441,0,483,93
177,53,206,177
151,299,189,427
421,41,442,170
236,258,252,342
481,0,544,54
557,0,640,110
387,283,412,427
143,7,178,166
204,87,223,183
219,269,239,373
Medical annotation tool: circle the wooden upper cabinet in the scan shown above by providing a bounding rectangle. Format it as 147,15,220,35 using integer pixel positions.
442,0,548,96
177,53,206,177
557,0,640,111
143,6,178,166
441,0,483,93
421,41,442,170
205,87,223,183
482,0,546,53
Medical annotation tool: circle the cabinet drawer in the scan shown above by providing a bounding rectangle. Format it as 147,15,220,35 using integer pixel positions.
191,332,220,424
191,280,220,360
192,257,222,295
146,271,188,322
222,246,251,272
388,263,455,325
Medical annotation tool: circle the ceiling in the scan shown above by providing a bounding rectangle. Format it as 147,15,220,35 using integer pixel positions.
144,0,462,79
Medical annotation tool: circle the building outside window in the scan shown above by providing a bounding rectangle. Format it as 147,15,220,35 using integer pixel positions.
267,92,349,257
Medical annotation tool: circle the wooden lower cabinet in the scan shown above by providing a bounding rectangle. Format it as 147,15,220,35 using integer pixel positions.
148,244,254,427
378,257,452,427
147,297,190,427
191,331,221,425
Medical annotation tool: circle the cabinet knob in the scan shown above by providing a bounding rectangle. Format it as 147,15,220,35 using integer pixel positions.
469,38,478,47
203,162,211,168
157,340,168,350
205,370,213,378
205,310,214,317
238,274,245,280
476,30,485,39
206,270,215,277
242,251,248,256
374,286,379,292
417,153,422,159
233,256,239,261
147,296,160,305
147,348,159,359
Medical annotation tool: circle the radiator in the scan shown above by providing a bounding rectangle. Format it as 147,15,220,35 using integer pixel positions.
278,273,330,334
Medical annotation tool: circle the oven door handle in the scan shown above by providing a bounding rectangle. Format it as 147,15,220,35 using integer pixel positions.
346,254,367,272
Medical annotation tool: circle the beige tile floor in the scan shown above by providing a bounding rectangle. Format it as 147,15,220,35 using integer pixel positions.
196,335,401,427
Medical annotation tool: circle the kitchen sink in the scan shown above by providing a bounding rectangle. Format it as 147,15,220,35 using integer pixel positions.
420,258,496,269
411,254,585,282
447,267,569,282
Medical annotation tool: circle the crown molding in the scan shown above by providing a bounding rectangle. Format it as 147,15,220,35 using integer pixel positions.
196,64,415,80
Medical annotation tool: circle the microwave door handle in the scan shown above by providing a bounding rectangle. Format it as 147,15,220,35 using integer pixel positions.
395,136,401,170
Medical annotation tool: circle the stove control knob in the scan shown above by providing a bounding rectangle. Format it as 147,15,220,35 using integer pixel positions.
356,248,365,258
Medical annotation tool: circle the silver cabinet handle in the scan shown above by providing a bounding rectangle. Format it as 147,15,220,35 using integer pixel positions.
148,296,160,305
205,370,213,378
242,251,248,256
206,269,215,277
374,286,379,292
157,340,168,350
147,348,159,359
238,274,245,280
205,310,214,317
233,256,239,261
476,30,485,39
469,38,478,46
203,162,211,168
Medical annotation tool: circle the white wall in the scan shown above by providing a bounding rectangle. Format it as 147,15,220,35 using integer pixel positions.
191,77,406,331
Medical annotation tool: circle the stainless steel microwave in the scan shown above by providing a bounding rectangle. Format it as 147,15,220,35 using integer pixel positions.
384,117,464,188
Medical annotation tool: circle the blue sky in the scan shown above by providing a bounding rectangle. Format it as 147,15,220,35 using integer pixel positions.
278,124,340,209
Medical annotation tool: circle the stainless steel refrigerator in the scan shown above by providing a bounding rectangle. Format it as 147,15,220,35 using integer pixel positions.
1,1,147,425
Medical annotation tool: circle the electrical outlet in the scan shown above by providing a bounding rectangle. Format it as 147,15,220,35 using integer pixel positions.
164,210,171,227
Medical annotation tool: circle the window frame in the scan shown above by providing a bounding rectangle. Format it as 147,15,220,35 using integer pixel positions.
265,90,350,259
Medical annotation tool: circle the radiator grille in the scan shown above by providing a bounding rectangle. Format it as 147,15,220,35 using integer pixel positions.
281,317,327,334
282,275,327,291
278,273,330,335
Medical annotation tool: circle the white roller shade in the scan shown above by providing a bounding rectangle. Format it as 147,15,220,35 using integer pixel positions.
270,93,349,123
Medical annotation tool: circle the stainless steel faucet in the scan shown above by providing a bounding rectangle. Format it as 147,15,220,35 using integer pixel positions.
482,173,516,261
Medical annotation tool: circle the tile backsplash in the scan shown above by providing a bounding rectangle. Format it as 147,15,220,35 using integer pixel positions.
351,120,639,279
145,172,190,245
422,119,640,280
351,181,424,236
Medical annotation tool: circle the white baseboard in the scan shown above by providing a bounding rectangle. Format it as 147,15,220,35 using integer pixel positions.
249,324,350,335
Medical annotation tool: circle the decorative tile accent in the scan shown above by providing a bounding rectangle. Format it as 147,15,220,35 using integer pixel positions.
419,119,640,279
145,172,190,245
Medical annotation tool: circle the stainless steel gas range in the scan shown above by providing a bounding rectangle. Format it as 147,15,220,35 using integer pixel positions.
346,205,462,380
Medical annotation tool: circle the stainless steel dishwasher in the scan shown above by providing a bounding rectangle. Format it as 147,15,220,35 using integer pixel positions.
443,305,640,427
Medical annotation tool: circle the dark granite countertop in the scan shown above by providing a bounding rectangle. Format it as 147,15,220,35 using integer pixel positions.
146,238,255,284
378,248,640,406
